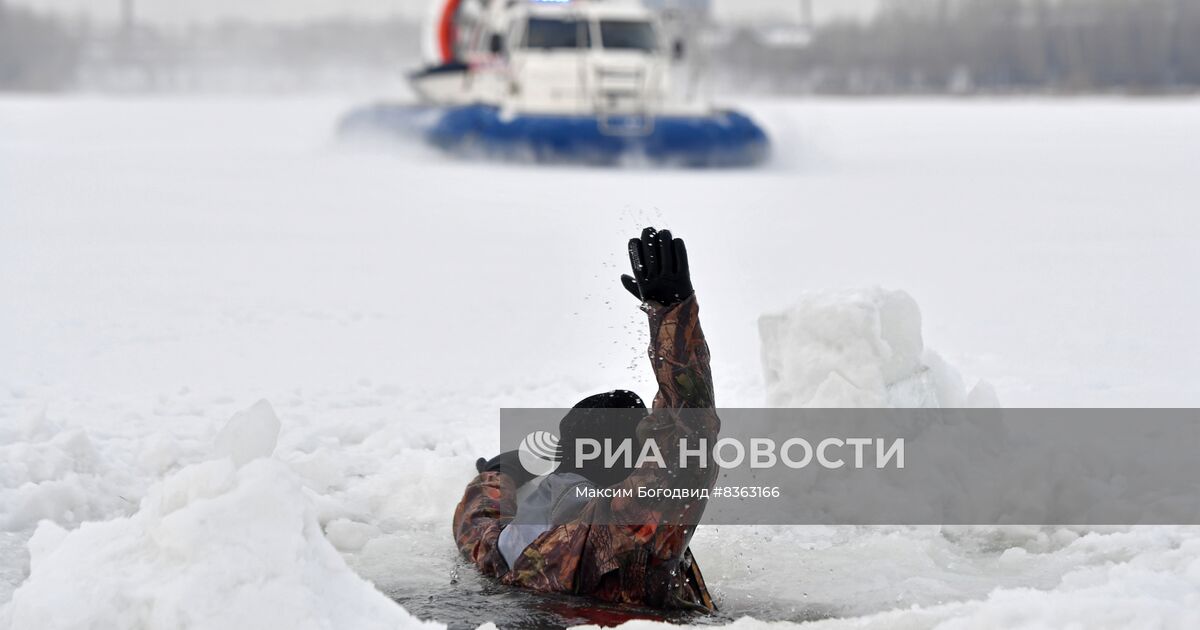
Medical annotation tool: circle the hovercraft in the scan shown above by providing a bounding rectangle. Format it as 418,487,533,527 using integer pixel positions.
338,0,770,167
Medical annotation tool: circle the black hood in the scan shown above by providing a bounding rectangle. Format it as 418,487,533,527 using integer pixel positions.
557,390,647,488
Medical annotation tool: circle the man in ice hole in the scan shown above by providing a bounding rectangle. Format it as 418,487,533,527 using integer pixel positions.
453,227,720,612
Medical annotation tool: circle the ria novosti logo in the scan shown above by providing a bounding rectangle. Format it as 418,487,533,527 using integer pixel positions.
518,430,562,475
518,429,905,475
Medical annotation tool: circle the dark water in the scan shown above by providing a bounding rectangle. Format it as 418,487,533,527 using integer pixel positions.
393,583,695,629
389,560,840,629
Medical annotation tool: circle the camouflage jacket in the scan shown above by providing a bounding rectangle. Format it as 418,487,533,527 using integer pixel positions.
452,295,720,611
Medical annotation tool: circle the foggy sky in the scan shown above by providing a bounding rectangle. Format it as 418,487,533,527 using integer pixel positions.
9,0,880,26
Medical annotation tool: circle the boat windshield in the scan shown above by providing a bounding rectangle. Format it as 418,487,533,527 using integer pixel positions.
599,20,659,52
523,18,591,49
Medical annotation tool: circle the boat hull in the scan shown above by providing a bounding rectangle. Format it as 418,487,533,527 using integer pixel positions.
339,103,770,168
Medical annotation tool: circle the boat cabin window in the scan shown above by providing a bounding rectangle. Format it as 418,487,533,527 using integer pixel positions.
599,20,659,52
522,18,591,50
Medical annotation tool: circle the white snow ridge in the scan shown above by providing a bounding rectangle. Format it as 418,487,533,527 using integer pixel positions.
0,402,439,630
759,288,998,408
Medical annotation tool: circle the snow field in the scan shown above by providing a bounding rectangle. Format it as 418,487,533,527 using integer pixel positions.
2,96,1199,627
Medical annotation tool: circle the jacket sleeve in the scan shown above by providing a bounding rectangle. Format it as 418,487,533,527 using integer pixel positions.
615,293,720,515
452,471,518,577
647,294,716,410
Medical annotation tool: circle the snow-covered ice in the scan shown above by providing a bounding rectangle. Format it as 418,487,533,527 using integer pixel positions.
1,96,1198,627
3,423,440,630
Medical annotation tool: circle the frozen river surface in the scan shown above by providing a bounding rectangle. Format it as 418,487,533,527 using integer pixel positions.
1,96,1198,628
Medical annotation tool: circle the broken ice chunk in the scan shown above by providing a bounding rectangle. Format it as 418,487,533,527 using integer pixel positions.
214,399,281,467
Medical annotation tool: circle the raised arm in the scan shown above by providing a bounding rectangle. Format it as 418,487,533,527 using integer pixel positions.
621,227,716,410
617,228,719,493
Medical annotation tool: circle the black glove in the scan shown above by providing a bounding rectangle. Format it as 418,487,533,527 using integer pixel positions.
474,451,536,487
620,227,694,307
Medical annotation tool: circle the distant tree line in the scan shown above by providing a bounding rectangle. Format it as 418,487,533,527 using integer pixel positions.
3,0,1199,94
73,19,424,92
0,0,82,90
0,7,422,93
712,0,1200,94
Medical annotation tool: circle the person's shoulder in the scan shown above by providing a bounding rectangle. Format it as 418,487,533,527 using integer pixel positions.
546,473,595,524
